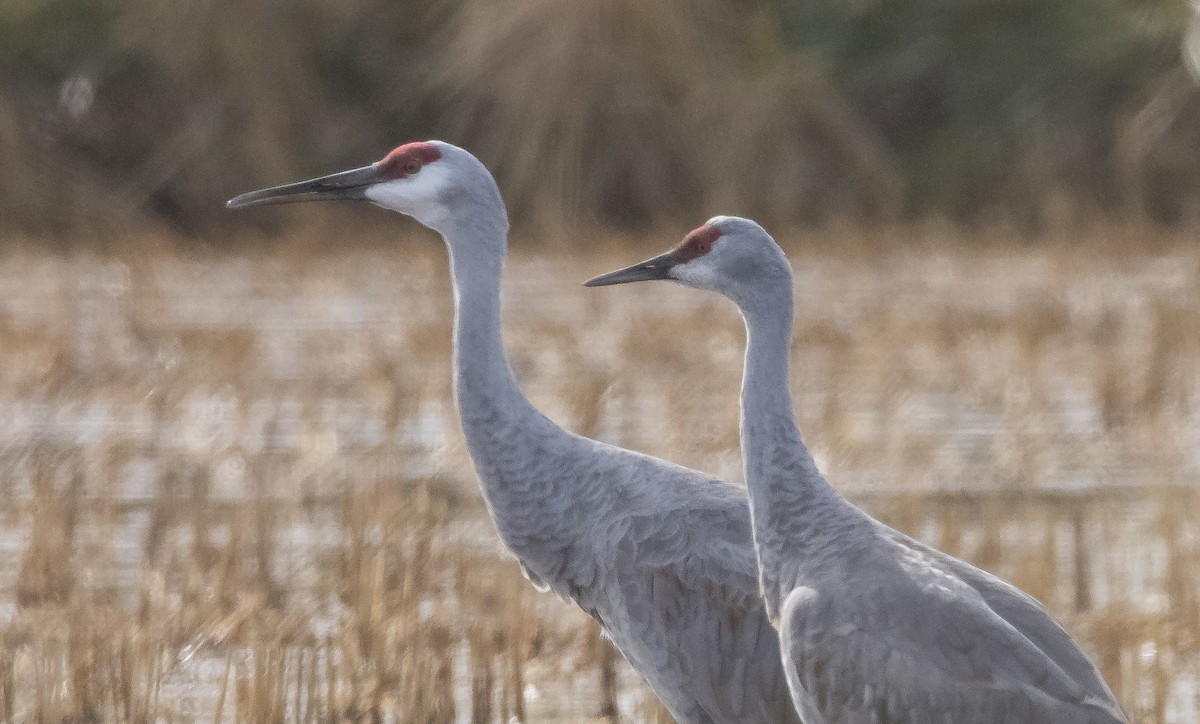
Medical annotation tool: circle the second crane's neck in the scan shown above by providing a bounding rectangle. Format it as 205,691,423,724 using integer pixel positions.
738,287,851,614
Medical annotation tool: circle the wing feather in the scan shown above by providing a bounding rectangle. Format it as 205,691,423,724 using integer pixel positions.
779,572,1126,724
893,531,1125,713
594,467,799,723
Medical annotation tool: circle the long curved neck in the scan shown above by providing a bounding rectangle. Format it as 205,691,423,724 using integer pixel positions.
446,223,525,415
738,287,848,615
440,213,581,578
443,214,559,447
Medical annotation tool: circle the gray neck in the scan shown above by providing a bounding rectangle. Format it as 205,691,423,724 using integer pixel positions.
447,224,520,410
441,214,578,571
738,286,850,615
443,214,560,446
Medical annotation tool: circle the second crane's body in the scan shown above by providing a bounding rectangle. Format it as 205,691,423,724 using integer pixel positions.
588,217,1128,724
228,143,798,724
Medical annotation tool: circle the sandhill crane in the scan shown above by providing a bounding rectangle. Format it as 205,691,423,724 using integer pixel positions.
586,216,1129,724
227,144,800,723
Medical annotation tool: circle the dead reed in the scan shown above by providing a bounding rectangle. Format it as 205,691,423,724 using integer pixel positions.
0,227,1196,721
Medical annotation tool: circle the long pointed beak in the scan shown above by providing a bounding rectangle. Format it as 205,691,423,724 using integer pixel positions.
226,164,382,209
584,249,685,287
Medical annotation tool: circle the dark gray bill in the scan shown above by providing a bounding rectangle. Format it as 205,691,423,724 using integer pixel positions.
584,249,684,287
226,164,381,209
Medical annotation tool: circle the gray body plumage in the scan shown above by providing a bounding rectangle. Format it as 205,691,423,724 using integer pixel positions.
594,216,1129,724
376,147,800,723
459,378,797,723
725,217,1127,724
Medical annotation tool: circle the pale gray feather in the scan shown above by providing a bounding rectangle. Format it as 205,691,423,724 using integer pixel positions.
776,519,1126,724
605,215,1129,723
228,145,800,723
457,344,799,723
377,147,801,723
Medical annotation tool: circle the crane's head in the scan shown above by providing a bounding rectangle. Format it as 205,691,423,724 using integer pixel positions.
226,141,504,236
584,216,790,306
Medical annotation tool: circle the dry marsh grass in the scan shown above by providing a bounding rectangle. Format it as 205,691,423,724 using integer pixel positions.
0,226,1197,722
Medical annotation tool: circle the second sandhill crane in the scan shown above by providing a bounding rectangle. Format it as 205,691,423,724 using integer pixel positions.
587,216,1128,723
227,144,799,723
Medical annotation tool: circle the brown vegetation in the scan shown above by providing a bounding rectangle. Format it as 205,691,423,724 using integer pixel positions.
0,227,1197,721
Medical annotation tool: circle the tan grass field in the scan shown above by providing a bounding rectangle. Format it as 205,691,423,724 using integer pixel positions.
0,225,1197,722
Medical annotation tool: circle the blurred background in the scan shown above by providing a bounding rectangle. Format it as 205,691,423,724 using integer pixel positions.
3,0,1200,237
1,0,1199,722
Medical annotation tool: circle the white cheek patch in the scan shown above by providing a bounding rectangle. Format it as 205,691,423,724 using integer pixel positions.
364,179,410,209
672,259,721,290
364,162,452,212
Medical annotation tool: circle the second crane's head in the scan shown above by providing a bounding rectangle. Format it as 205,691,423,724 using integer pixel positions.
585,216,791,308
226,141,506,240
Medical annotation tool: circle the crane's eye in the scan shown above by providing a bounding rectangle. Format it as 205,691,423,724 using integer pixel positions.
403,159,421,175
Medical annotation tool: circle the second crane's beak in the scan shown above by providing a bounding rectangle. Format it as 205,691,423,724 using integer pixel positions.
584,249,685,287
226,164,382,209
